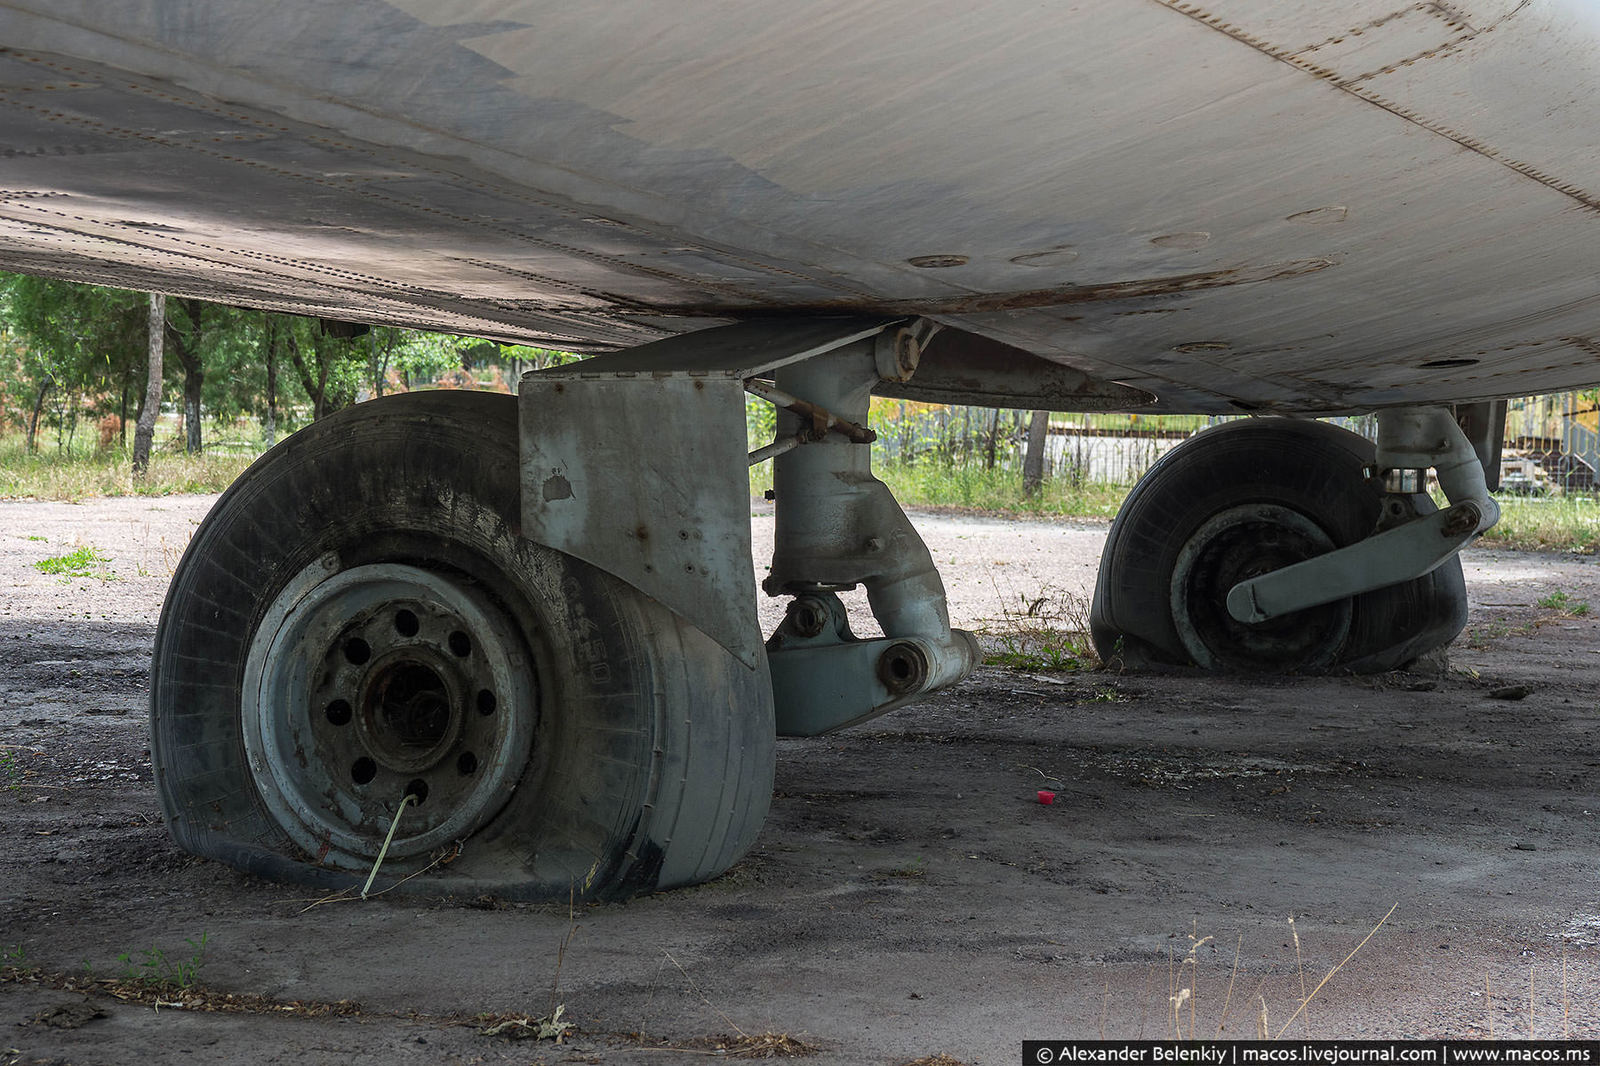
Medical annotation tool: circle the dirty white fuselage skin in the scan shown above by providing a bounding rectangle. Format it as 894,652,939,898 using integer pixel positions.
1,0,1598,414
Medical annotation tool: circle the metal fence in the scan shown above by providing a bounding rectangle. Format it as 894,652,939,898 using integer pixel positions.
861,396,1600,494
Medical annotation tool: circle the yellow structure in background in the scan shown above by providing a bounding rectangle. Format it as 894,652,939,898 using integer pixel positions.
1566,396,1600,439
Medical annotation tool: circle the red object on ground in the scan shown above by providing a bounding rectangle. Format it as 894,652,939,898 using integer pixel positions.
1037,790,1055,805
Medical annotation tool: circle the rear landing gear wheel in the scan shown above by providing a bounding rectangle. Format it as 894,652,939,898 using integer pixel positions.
152,391,774,899
1090,418,1467,674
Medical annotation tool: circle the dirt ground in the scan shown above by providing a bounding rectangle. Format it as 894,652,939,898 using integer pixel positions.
2,495,1598,1065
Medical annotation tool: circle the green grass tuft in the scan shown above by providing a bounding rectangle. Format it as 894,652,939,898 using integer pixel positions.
33,545,111,577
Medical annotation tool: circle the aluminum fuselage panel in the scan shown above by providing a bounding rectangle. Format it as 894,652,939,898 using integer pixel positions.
1,1,1598,412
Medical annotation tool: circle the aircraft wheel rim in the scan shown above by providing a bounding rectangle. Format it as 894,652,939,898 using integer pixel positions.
1169,503,1351,672
241,560,535,865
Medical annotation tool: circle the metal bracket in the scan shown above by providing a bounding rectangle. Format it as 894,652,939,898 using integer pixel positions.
744,379,877,465
519,317,901,669
1226,406,1500,625
519,313,979,724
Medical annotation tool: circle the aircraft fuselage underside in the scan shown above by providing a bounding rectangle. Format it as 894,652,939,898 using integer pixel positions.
1,1,1599,413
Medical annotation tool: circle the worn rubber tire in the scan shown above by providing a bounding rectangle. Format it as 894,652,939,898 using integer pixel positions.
1090,417,1467,674
151,391,774,900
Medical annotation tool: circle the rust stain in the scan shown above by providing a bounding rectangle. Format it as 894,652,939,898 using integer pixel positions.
1292,5,1426,57
654,258,1334,318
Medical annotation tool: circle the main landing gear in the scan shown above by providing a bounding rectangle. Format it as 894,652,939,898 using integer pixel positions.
151,318,985,900
1090,408,1495,673
150,312,1500,898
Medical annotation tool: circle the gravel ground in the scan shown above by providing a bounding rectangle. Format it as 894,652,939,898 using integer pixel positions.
2,495,1599,1064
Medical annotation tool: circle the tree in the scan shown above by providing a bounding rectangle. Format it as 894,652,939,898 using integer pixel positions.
0,272,580,451
263,316,279,444
163,298,212,453
0,274,146,451
1022,410,1052,496
282,318,366,420
132,293,165,476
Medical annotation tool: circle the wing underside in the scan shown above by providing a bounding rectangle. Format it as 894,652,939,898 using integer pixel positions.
1,0,1598,412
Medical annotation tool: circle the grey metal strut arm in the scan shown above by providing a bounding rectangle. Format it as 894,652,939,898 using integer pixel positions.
1226,407,1499,625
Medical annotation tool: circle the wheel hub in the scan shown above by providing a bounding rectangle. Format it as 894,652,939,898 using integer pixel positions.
355,654,460,773
242,561,535,867
1170,504,1352,673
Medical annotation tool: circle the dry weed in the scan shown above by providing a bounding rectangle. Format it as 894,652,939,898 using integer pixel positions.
979,581,1099,672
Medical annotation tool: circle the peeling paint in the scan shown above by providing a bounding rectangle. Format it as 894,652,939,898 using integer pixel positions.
540,472,573,502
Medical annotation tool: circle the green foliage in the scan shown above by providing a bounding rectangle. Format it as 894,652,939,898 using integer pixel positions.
0,274,148,449
745,392,777,452
1480,494,1600,554
33,545,111,577
1536,589,1590,615
117,932,209,991
0,750,22,792
0,271,573,461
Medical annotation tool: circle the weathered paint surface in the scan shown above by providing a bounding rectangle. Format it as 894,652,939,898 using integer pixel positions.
0,1,1598,412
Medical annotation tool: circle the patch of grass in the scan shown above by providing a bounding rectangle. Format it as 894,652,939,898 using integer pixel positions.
0,434,258,501
476,1004,573,1042
877,461,1129,519
0,749,22,792
978,584,1099,672
1480,494,1600,554
1156,908,1396,1040
886,856,927,879
33,545,112,577
116,933,208,992
1465,616,1535,650
1536,590,1590,616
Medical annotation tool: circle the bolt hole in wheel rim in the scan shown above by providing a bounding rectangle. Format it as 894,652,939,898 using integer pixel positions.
1170,504,1352,672
242,563,534,866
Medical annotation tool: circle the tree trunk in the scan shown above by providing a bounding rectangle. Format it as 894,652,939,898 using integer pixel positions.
25,376,53,453
263,318,278,445
133,293,165,476
165,298,206,454
984,409,1001,470
285,332,337,420
183,371,203,453
369,329,392,399
1022,410,1051,496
